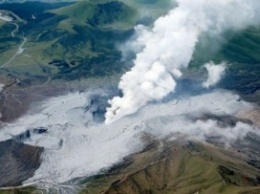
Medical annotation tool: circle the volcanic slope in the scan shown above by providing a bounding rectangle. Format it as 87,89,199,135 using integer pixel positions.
81,141,260,194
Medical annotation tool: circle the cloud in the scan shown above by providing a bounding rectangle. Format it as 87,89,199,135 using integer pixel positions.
145,115,255,145
202,62,226,88
140,89,258,144
105,0,260,124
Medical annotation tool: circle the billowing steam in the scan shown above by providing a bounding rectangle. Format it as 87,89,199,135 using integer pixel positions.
202,62,226,88
105,0,260,124
0,89,258,185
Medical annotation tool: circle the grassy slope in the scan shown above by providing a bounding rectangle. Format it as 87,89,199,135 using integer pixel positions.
192,26,260,65
0,0,173,81
187,26,260,99
0,187,35,194
0,0,141,82
217,28,260,98
80,141,260,194
0,0,174,85
52,0,137,30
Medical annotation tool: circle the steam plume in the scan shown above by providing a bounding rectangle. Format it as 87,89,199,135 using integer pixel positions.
202,62,226,88
106,0,260,124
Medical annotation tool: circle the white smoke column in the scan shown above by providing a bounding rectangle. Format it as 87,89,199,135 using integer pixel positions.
202,62,226,88
105,0,260,124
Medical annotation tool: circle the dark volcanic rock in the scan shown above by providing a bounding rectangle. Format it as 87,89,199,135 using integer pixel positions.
248,160,260,170
0,139,43,187
15,130,31,142
33,127,48,134
191,113,253,128
85,95,110,123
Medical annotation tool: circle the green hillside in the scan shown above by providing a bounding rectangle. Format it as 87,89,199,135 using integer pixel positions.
0,0,173,84
0,0,259,97
81,141,260,194
190,27,260,99
0,1,137,83
52,0,137,30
